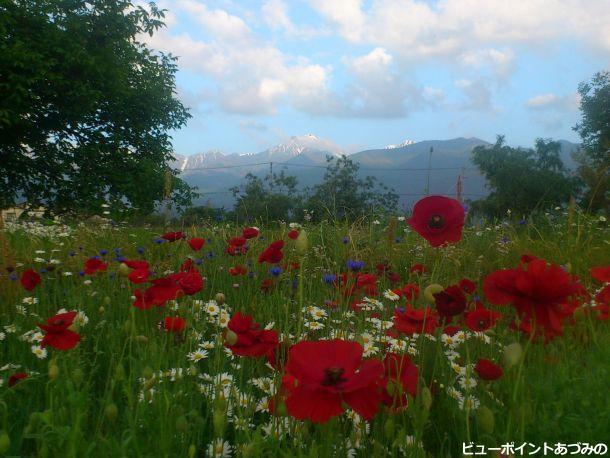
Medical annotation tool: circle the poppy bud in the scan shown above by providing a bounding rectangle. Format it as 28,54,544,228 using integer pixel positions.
421,386,433,411
424,284,444,303
215,292,225,305
142,377,156,392
213,409,226,437
104,403,118,422
48,363,59,380
72,368,84,385
134,335,148,343
118,263,131,277
223,329,238,346
123,320,132,334
142,366,154,380
189,364,198,376
476,405,495,434
295,230,309,255
114,364,125,381
175,415,188,432
384,418,395,437
188,445,197,458
0,432,10,454
103,296,111,306
98,306,105,315
503,342,523,368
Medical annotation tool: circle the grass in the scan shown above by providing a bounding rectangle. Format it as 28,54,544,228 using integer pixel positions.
0,209,608,457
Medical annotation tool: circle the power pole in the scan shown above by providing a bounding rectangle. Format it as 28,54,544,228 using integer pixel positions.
269,161,273,190
424,147,433,195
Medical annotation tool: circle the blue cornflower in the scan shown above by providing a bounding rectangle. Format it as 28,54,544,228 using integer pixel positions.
99,249,108,256
347,259,365,272
323,274,337,284
342,236,349,244
269,266,283,277
9,272,18,281
136,246,145,254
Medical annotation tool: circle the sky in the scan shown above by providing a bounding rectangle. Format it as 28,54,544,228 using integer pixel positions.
140,0,610,155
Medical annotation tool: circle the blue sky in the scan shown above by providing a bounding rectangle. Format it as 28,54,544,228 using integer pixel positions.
141,0,610,155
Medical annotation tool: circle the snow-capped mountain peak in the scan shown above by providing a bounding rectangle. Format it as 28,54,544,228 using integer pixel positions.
385,139,416,149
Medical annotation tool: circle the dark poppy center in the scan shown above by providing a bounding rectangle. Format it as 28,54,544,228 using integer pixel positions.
477,319,488,330
52,319,65,326
428,214,445,229
322,366,345,386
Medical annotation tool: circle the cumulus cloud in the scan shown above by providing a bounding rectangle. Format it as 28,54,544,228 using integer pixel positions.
525,93,581,111
261,0,324,39
312,0,610,55
142,0,333,116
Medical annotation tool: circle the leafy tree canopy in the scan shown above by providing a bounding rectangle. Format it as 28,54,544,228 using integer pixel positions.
573,71,610,213
471,136,581,217
230,171,303,224
306,155,398,222
0,0,195,215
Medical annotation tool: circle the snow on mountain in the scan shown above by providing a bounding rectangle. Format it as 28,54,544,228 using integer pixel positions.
264,134,343,159
385,139,416,149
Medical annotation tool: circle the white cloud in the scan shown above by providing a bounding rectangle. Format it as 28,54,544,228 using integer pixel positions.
307,0,365,42
525,93,581,111
261,0,323,38
308,0,610,59
142,1,333,116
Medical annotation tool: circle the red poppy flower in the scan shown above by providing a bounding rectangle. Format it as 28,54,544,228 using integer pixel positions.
123,260,149,270
593,285,610,321
188,237,205,251
288,229,299,240
407,196,465,247
283,339,384,423
520,254,539,264
133,276,184,309
474,359,504,381
161,231,184,242
591,266,610,283
229,265,248,276
258,241,284,264
38,311,81,350
8,372,28,387
226,244,248,256
393,305,439,335
20,269,41,291
225,312,279,357
242,227,259,239
128,268,150,284
483,258,585,339
443,325,462,336
387,271,401,283
381,353,418,409
465,307,502,332
180,258,195,272
434,285,467,319
228,236,247,247
458,278,477,294
170,270,204,295
395,284,419,300
163,316,186,333
84,257,108,275
260,278,275,293
410,264,428,275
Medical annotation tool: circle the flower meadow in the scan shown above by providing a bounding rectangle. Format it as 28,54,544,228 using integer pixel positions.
1,197,609,457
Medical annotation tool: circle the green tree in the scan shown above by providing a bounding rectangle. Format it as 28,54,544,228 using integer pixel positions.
471,136,580,216
0,0,194,215
306,155,398,221
230,171,302,223
573,71,610,213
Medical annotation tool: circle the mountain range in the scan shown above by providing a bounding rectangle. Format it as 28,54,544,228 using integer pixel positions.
172,135,580,209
